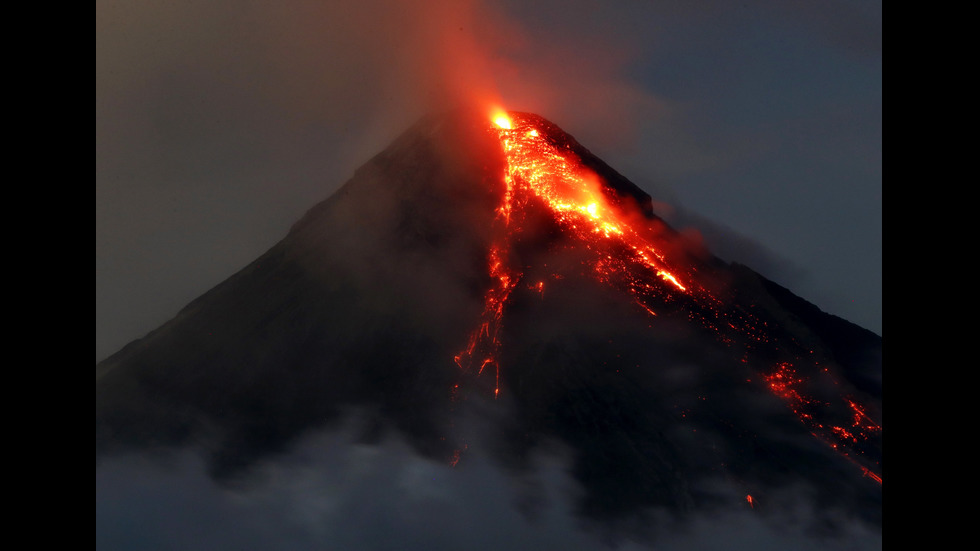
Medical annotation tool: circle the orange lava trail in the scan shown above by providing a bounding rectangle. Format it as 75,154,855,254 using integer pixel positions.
455,111,694,396
862,467,882,484
763,362,881,484
454,111,881,482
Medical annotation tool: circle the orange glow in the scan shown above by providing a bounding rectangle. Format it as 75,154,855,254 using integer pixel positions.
492,112,512,129
746,494,754,508
454,242,518,397
862,467,882,484
449,444,468,468
452,111,881,482
493,113,689,297
763,362,882,483
455,112,695,397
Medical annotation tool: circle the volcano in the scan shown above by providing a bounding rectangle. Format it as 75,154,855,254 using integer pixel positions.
96,108,881,548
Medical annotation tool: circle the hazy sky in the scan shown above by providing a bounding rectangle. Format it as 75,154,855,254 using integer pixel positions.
96,0,881,362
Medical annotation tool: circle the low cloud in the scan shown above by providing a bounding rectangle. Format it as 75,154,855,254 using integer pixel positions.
97,420,881,550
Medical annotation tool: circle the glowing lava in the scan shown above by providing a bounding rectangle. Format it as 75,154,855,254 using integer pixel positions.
454,111,881,483
456,111,693,395
454,243,517,398
493,114,513,130
763,362,882,481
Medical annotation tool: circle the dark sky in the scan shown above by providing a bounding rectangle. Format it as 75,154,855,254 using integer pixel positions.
96,0,881,362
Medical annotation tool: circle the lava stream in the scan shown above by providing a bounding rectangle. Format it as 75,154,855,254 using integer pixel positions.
455,112,694,396
454,111,880,483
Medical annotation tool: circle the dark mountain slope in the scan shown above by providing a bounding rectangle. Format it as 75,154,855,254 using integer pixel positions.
97,108,881,532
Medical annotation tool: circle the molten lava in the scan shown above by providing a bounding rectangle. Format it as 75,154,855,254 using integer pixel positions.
454,111,881,484
456,112,692,394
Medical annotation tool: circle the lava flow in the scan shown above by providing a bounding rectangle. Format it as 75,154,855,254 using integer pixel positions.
455,111,693,397
454,110,880,483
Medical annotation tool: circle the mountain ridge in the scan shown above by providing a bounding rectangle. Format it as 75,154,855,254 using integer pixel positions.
96,108,881,533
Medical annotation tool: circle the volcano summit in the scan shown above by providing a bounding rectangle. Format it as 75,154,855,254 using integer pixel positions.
96,108,881,548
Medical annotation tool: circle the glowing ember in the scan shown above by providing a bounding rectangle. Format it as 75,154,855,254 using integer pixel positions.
454,111,881,483
493,114,512,129
762,362,881,483
862,467,882,484
746,494,754,508
449,444,468,467
454,243,517,398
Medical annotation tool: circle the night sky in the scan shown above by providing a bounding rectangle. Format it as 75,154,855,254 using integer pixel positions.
97,1,880,361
